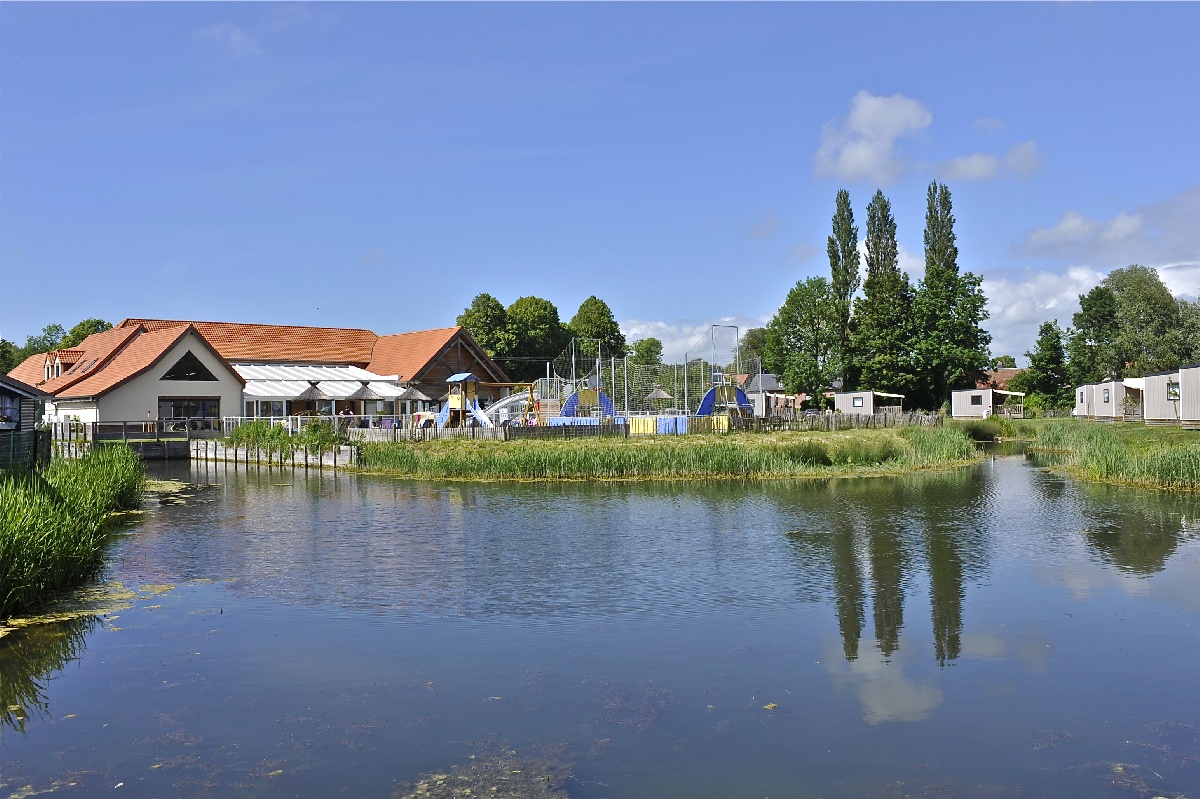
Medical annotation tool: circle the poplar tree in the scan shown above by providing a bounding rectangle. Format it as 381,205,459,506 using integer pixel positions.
912,182,991,410
853,190,917,398
827,189,861,390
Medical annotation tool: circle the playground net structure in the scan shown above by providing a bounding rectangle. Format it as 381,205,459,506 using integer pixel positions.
492,325,747,422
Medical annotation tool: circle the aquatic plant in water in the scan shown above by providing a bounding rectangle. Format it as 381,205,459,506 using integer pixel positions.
0,445,145,618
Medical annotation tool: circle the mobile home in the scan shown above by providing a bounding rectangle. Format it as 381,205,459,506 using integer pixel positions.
833,391,904,415
1181,364,1200,430
1143,371,1181,426
1073,384,1095,419
1094,378,1144,422
951,388,1025,419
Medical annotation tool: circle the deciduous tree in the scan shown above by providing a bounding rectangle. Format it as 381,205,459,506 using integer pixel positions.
568,296,626,359
456,293,513,358
629,337,664,366
765,276,838,402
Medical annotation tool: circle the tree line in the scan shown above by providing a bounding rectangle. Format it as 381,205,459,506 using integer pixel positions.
759,181,991,412
1008,265,1200,410
457,294,648,383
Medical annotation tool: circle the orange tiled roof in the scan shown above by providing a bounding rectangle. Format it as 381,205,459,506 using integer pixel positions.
8,352,50,387
119,318,378,364
978,368,1023,390
367,327,462,380
59,324,244,398
8,326,144,393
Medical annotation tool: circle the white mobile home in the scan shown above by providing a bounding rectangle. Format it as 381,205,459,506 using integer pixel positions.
1093,378,1144,422
1143,371,1181,425
833,391,904,415
1073,384,1095,419
951,388,1024,419
1181,363,1200,430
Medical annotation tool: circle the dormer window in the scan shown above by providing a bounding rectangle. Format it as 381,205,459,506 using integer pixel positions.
54,357,62,378
45,361,53,382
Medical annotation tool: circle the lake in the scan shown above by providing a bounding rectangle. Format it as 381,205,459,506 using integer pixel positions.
2,450,1199,798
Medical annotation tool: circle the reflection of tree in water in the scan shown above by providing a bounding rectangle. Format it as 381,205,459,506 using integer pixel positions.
1080,492,1199,576
830,524,866,661
1,616,96,733
786,470,991,667
869,526,905,659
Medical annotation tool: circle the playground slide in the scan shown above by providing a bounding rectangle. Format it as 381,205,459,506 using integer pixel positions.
482,391,531,424
468,400,494,428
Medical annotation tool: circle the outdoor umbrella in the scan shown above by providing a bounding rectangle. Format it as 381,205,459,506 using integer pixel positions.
345,381,383,402
294,381,330,402
396,387,432,402
644,388,673,402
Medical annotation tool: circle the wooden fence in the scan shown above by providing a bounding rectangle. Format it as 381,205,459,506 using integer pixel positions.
733,412,942,433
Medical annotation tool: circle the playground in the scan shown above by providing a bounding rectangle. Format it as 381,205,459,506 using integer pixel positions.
433,325,754,434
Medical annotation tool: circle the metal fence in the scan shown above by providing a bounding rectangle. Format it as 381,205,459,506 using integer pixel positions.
0,429,50,469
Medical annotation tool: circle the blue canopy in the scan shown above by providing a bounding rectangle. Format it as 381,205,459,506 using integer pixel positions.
447,373,478,383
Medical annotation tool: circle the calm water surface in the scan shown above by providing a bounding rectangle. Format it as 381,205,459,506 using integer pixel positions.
2,452,1199,798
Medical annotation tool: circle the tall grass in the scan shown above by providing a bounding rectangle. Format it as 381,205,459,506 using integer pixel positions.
1034,423,1200,491
0,445,145,619
357,427,977,481
223,419,347,458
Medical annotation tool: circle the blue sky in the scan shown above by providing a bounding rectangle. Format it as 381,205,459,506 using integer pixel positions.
3,2,1197,364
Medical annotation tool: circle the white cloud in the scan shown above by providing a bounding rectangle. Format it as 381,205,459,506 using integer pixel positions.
1020,186,1200,276
1004,140,1043,177
980,265,1106,361
814,91,933,185
823,639,943,724
197,24,262,57
973,117,1006,133
621,315,768,364
938,153,1000,181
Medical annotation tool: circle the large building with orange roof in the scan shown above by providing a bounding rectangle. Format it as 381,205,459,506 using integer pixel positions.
9,318,509,426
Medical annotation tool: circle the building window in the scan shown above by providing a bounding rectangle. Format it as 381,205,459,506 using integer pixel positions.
158,397,220,420
852,396,864,408
1168,381,1180,401
0,394,19,423
161,351,219,381
1078,391,1083,403
1103,388,1111,403
970,395,983,406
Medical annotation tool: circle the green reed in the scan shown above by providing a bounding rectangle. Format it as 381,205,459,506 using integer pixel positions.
1034,422,1200,491
0,445,145,618
357,427,978,481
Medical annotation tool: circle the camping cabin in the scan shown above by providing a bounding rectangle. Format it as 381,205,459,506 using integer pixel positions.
1073,384,1095,419
1143,371,1181,426
951,388,1024,419
833,391,904,415
1181,363,1200,430
1093,378,1144,422
0,373,47,469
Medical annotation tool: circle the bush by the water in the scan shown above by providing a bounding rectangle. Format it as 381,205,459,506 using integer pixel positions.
1034,423,1200,491
0,445,145,619
950,417,1034,441
357,426,976,481
224,419,347,457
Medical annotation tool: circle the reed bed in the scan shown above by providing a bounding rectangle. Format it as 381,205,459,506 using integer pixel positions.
223,419,347,459
0,445,145,619
356,427,978,481
1034,423,1200,491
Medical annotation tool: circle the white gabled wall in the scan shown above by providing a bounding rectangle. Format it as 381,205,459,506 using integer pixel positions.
96,332,243,421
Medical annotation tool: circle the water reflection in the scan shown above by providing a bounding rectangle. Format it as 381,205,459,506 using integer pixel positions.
785,470,992,667
0,616,95,733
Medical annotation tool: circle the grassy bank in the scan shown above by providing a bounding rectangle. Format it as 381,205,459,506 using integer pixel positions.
1033,421,1200,491
0,445,145,619
356,426,979,481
